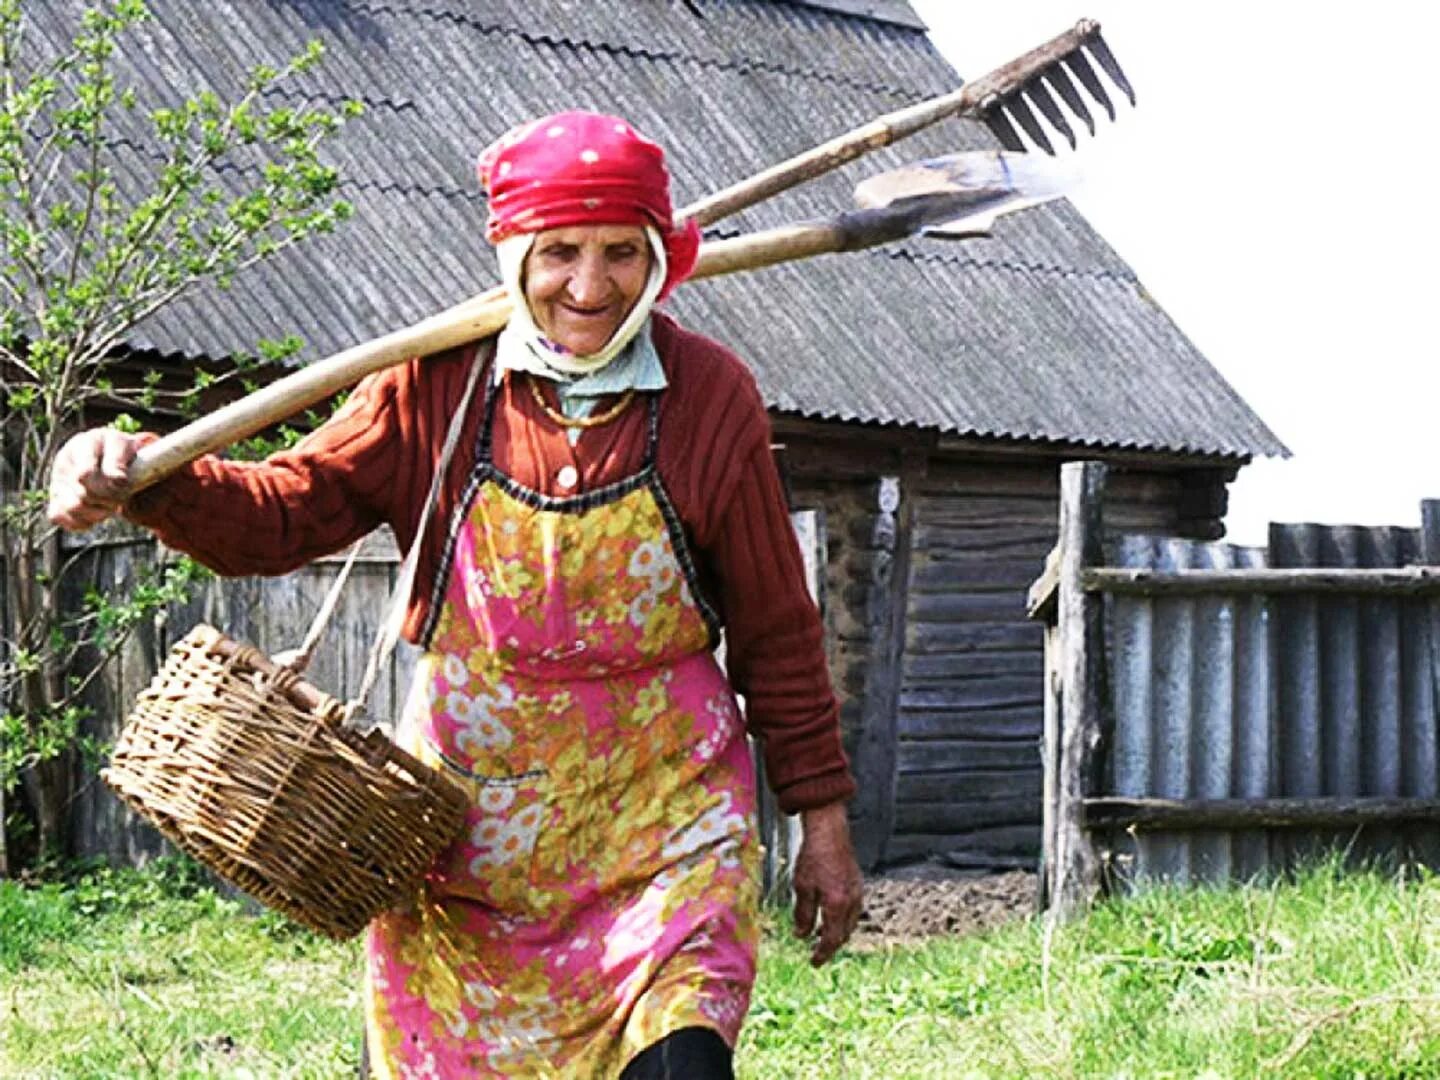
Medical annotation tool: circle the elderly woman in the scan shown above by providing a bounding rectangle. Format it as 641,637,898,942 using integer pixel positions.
48,111,862,1078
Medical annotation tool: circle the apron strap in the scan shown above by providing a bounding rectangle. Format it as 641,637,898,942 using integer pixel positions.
640,390,661,470
476,354,504,466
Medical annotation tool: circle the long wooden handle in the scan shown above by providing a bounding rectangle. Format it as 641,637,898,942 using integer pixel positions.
128,20,1101,491
129,287,510,490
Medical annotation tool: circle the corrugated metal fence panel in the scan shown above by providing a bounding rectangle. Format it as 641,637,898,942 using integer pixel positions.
1268,524,1440,866
1103,523,1440,887
1107,535,1270,885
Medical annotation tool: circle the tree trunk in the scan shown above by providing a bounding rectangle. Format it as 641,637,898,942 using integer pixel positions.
9,526,75,863
20,753,71,860
0,783,8,878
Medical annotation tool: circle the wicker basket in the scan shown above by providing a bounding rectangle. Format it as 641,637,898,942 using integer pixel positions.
103,624,467,940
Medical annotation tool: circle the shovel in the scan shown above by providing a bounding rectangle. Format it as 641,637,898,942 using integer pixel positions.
127,20,1132,492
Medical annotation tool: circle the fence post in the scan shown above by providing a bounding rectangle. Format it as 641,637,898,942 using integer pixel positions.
1421,502,1440,835
850,473,915,870
1048,461,1108,919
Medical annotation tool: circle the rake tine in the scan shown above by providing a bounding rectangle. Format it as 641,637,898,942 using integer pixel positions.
1003,93,1055,156
1062,48,1115,121
1084,31,1136,106
1042,66,1095,136
1023,76,1076,150
981,106,1027,153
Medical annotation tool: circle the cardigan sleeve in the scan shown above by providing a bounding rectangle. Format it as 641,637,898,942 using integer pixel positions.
688,367,856,815
123,370,405,576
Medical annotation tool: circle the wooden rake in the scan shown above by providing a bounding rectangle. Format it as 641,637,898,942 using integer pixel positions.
128,19,1133,491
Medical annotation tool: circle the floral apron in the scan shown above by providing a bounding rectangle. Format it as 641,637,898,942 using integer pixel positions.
365,370,761,1078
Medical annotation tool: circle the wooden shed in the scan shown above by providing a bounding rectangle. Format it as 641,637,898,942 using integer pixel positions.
36,0,1285,872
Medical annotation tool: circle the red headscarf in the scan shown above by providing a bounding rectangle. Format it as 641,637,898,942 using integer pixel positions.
477,111,701,301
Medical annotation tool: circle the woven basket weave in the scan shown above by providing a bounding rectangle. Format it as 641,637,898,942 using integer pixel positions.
103,624,467,940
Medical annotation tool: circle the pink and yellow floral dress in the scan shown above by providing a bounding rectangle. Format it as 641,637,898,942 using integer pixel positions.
364,369,761,1077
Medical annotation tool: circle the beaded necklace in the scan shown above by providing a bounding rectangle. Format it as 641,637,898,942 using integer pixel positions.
526,374,637,430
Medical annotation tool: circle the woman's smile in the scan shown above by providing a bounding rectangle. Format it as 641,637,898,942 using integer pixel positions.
523,224,652,356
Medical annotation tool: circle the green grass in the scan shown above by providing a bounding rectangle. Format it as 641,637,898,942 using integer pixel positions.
4,858,1440,1078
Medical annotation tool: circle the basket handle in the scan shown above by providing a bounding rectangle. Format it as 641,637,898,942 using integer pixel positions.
207,632,345,721
274,539,367,676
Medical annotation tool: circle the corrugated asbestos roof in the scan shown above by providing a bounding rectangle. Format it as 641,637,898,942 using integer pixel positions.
32,0,1286,459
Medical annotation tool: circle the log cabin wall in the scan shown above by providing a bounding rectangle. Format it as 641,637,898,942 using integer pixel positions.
776,418,1237,871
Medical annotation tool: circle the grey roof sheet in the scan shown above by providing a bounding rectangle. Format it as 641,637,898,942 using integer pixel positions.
31,0,1285,459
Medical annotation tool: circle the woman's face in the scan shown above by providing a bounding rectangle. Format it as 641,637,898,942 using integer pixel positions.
523,224,652,356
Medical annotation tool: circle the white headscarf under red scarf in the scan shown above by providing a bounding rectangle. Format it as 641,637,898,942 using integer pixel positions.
478,110,701,302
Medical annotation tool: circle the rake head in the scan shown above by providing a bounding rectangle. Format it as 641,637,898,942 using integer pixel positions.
969,20,1135,156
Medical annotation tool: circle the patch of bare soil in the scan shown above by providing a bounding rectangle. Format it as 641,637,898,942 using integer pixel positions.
853,870,1037,947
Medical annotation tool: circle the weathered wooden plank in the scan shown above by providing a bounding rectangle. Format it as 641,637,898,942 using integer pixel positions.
1089,566,1440,596
1086,796,1440,830
898,739,1042,774
910,499,1172,535
898,679,1043,712
1026,545,1061,621
906,622,1042,654
907,592,1029,623
908,557,1050,592
897,767,1043,803
1039,620,1061,910
902,649,1041,679
911,523,1058,556
895,798,1039,833
897,706,1042,741
911,498,1058,528
915,463,1178,504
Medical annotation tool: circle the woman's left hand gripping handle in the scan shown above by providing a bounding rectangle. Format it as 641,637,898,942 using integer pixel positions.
47,428,145,532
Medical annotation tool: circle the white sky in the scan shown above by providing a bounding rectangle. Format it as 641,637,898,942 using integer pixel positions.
910,2,1440,545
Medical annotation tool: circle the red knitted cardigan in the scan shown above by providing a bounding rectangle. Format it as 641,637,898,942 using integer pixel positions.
126,313,855,813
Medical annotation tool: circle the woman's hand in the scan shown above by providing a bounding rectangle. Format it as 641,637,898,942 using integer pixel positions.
47,428,143,532
791,800,863,966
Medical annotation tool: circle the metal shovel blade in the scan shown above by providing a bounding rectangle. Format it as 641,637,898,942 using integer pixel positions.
853,150,1077,238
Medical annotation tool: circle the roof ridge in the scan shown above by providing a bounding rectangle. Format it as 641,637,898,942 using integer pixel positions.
341,0,926,103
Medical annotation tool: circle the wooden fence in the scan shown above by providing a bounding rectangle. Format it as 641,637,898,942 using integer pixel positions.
1031,462,1440,917
63,512,824,900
